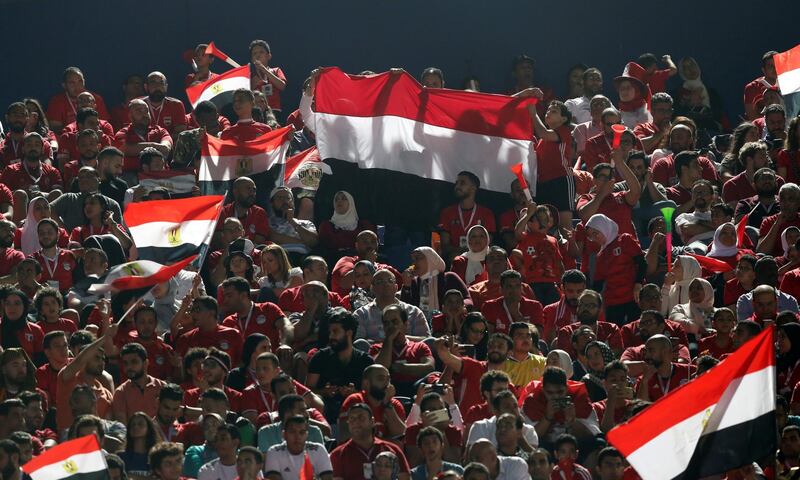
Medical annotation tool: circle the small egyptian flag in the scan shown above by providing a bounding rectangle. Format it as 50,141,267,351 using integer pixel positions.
88,255,198,294
186,64,251,110
205,41,240,68
776,44,800,95
283,147,331,191
23,435,108,480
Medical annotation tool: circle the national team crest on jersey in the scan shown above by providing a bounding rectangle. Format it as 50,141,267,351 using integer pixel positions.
613,247,622,256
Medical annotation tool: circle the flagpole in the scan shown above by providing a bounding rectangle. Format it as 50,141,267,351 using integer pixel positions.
114,284,157,327
193,195,226,273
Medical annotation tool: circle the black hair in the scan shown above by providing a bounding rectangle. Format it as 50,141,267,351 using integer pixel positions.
674,150,699,178
457,171,481,189
277,394,305,421
326,307,359,334
139,147,165,168
561,269,586,285
598,446,624,465
120,342,147,361
554,433,579,451
237,446,263,463
542,366,567,386
548,100,572,125
194,100,218,116
241,333,268,367
76,108,99,125
637,53,658,69
201,388,229,405
641,309,665,324
270,372,293,395
249,39,271,54
158,383,184,403
512,54,535,70
479,370,510,394
421,67,444,85
499,269,522,286
220,276,250,294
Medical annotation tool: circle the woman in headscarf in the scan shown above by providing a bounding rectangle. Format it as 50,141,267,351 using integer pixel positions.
517,349,576,407
450,224,490,285
14,196,69,255
673,57,725,139
669,278,716,336
661,255,702,315
778,227,800,276
706,223,755,270
1,289,45,364
581,340,615,402
371,451,400,480
614,62,652,128
401,247,470,318
584,214,645,325
777,323,800,397
341,259,376,311
318,191,374,254
225,333,270,392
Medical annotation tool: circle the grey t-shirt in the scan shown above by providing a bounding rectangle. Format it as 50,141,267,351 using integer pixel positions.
50,192,123,231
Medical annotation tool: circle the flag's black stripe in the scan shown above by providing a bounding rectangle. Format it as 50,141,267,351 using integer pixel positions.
136,244,203,265
199,169,281,208
673,410,776,480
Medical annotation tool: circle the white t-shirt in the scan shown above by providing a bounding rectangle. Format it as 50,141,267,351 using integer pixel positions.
264,441,333,479
497,456,532,480
466,416,538,448
565,96,592,125
197,458,239,480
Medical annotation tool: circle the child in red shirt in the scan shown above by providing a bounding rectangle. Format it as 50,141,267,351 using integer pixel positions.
513,204,564,306
697,308,736,360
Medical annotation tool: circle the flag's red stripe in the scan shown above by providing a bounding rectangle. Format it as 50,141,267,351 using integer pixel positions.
23,435,101,473
775,44,800,76
687,253,734,273
186,65,250,105
205,41,231,62
607,327,774,454
202,126,294,157
124,196,224,227
111,255,197,290
284,147,320,182
314,67,535,141
736,214,749,247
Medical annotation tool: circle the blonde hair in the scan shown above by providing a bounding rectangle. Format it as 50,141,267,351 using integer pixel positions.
260,244,292,282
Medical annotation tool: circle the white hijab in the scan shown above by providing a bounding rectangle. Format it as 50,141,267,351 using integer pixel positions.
679,57,711,108
674,278,715,334
547,349,574,379
667,255,702,309
415,247,446,314
20,197,49,255
782,227,800,257
463,225,489,284
706,223,739,258
585,214,619,251
330,191,359,231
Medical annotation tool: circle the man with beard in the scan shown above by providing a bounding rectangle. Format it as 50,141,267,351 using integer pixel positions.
759,183,800,256
113,98,172,177
0,439,24,480
735,167,780,231
268,186,318,259
30,219,77,294
637,334,695,401
96,146,128,205
354,269,429,342
338,364,405,442
1,102,53,167
133,305,178,381
555,290,621,357
764,103,788,160
481,270,543,335
0,133,62,194
674,178,715,248
154,384,188,442
0,221,25,284
565,68,604,124
111,342,166,421
650,123,719,186
435,333,514,416
723,142,781,205
621,310,690,376
331,230,402,296
20,391,56,449
616,285,688,349
50,166,122,231
215,177,270,245
463,370,512,426
58,108,113,168
46,67,110,133
508,54,554,117
542,270,586,344
142,71,187,136
61,129,101,188
173,101,227,169
581,109,645,173
220,88,272,141
438,171,497,262
633,93,674,154
469,247,535,310
61,92,115,136
306,308,374,424
221,276,292,348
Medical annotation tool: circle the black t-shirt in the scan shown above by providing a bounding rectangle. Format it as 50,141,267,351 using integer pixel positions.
308,346,374,421
100,177,128,206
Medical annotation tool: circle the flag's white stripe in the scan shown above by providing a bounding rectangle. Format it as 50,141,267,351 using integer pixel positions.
138,174,197,194
314,113,536,193
29,450,106,480
129,219,216,249
191,76,250,108
625,366,775,480
778,68,800,95
199,143,290,182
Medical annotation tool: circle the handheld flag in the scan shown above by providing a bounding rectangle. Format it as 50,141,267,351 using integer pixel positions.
510,163,533,202
607,326,775,480
88,255,198,294
656,201,677,272
299,453,314,480
186,64,251,110
23,434,108,480
775,44,800,95
736,213,750,248
283,147,331,190
611,124,626,149
686,253,735,274
205,41,241,68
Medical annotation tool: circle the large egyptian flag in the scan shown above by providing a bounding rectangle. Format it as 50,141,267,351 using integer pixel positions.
607,327,775,480
307,67,537,229
776,44,800,118
88,255,198,294
199,127,293,200
23,435,108,480
186,64,250,109
125,195,224,263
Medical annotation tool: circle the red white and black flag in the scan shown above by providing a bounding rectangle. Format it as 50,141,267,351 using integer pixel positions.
282,147,331,191
306,67,537,229
23,435,108,480
607,327,776,480
88,255,198,294
186,64,250,110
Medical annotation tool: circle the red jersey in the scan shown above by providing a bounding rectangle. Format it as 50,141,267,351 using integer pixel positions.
577,191,635,236
31,249,78,293
644,69,672,93
480,296,544,334
638,363,695,401
616,319,689,350
113,125,172,172
222,301,286,348
556,321,622,357
632,122,660,154
542,298,577,341
368,339,433,384
743,77,775,113
592,398,630,426
46,91,110,126
0,248,25,277
498,207,522,235
174,325,243,362
143,97,187,135
110,103,130,131
535,124,573,182
219,120,272,142
36,363,61,404
251,67,287,111
621,343,691,364
580,134,644,175
0,184,11,206
241,379,310,414
523,381,594,422
437,204,497,248
216,203,270,241
1,321,44,359
760,212,800,256
697,333,735,360
36,318,77,337
665,184,692,205
778,149,800,184
467,280,535,311
330,438,410,480
184,385,242,412
594,234,643,306
0,162,62,192
62,118,114,136
340,391,406,438
453,357,489,414
68,224,123,246
13,226,68,251
516,231,563,283
278,285,342,314
722,171,785,204
650,154,719,186
131,335,176,381
57,130,112,165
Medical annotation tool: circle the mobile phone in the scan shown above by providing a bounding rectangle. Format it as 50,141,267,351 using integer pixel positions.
459,344,476,358
432,383,446,395
427,408,450,423
618,386,634,400
552,396,573,409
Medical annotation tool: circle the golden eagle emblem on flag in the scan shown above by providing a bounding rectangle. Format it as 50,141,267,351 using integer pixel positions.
236,157,253,176
62,460,78,474
167,226,181,246
121,262,145,277
210,83,224,95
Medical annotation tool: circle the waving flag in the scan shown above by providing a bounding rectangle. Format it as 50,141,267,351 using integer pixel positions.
686,253,735,274
199,127,294,197
283,147,331,190
23,435,108,480
308,67,537,229
125,195,224,263
205,41,240,68
186,64,250,109
137,169,196,196
776,44,800,118
89,255,198,294
608,327,775,480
